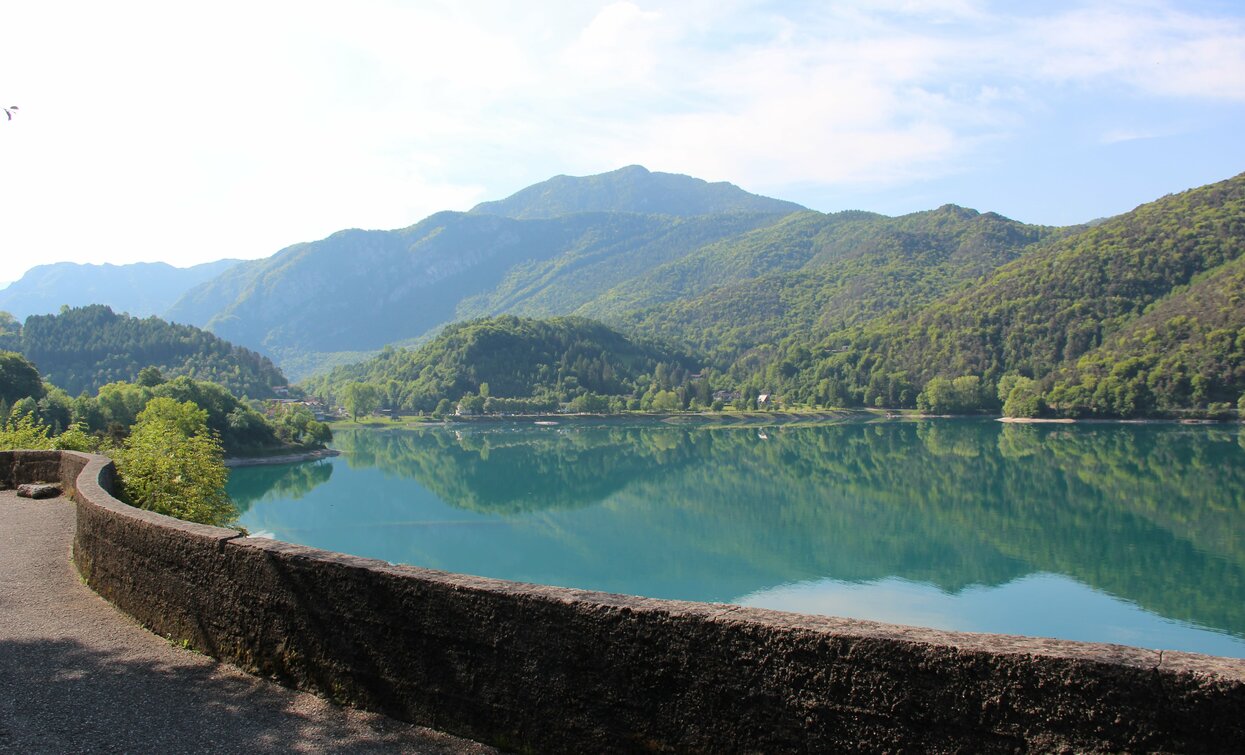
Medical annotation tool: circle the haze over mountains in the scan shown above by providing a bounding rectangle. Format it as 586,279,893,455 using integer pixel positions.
0,259,239,321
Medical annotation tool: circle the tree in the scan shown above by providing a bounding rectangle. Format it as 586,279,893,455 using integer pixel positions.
114,398,236,527
8,396,38,422
916,374,991,414
567,392,611,413
916,377,955,414
0,413,53,450
650,390,681,413
457,393,485,415
96,381,154,429
0,351,44,405
999,374,1046,418
137,366,166,387
342,381,381,421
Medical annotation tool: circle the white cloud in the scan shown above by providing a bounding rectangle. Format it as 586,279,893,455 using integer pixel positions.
1,0,1242,277
562,2,666,85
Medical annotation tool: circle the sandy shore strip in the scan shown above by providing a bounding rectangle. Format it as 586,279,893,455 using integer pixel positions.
224,447,341,468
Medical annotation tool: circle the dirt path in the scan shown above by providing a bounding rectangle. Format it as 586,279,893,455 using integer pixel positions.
0,491,497,754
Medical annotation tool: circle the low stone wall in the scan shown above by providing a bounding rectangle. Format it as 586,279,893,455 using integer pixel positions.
6,450,1243,753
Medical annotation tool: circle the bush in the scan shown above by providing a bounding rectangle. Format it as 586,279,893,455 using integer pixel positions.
0,413,54,450
114,398,236,527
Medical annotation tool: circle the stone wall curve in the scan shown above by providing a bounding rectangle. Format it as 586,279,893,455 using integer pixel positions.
4,450,1243,753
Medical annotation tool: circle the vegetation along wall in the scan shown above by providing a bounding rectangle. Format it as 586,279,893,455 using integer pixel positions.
5,450,1243,753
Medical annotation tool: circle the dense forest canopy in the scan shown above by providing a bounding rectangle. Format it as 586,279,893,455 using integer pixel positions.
1,304,288,399
591,204,1059,363
761,171,1245,416
303,315,705,415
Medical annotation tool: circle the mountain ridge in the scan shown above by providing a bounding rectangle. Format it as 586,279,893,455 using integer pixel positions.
469,165,805,219
0,259,239,321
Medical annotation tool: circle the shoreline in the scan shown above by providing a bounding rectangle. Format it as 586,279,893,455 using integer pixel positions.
998,416,1238,425
223,448,341,468
332,410,1241,431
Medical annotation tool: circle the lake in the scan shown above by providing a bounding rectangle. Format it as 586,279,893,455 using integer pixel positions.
228,418,1245,658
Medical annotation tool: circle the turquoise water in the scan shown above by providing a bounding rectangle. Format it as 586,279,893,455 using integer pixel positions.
229,419,1245,657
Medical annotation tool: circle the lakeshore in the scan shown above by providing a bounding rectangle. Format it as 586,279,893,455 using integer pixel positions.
224,447,341,468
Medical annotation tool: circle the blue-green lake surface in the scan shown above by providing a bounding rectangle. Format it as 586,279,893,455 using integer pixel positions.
229,419,1245,657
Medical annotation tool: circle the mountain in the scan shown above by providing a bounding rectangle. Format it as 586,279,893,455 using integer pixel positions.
740,171,1245,414
9,304,288,398
166,167,803,379
581,205,1059,360
303,314,696,414
451,211,787,321
160,164,1244,417
468,165,805,219
0,259,239,320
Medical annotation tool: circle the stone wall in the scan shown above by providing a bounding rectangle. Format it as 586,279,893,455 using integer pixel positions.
6,450,1244,753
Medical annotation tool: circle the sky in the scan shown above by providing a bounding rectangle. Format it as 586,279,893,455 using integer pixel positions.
2,0,1244,283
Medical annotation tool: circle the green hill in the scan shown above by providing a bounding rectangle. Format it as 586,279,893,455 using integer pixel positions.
753,172,1245,414
10,304,288,398
305,315,695,414
1043,253,1245,415
589,205,1057,361
452,211,786,321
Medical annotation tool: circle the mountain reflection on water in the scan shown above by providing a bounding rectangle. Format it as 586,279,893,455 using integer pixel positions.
228,419,1245,656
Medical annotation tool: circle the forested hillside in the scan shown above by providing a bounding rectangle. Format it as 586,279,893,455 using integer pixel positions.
590,205,1058,361
5,305,288,398
451,211,788,321
304,315,699,415
1044,253,1245,415
726,172,1245,415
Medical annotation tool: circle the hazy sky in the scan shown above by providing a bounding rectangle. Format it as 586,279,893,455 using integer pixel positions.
2,0,1243,281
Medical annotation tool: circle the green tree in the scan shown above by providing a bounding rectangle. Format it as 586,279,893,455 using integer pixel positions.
53,423,99,452
0,413,53,450
433,398,454,418
650,390,681,412
137,397,211,437
0,351,43,405
96,381,154,429
999,374,1046,418
916,377,955,414
36,385,74,433
457,393,485,415
8,396,38,422
137,366,166,387
567,392,611,413
114,399,235,526
342,382,382,421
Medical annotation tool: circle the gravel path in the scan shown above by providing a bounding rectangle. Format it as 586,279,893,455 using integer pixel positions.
0,491,498,754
